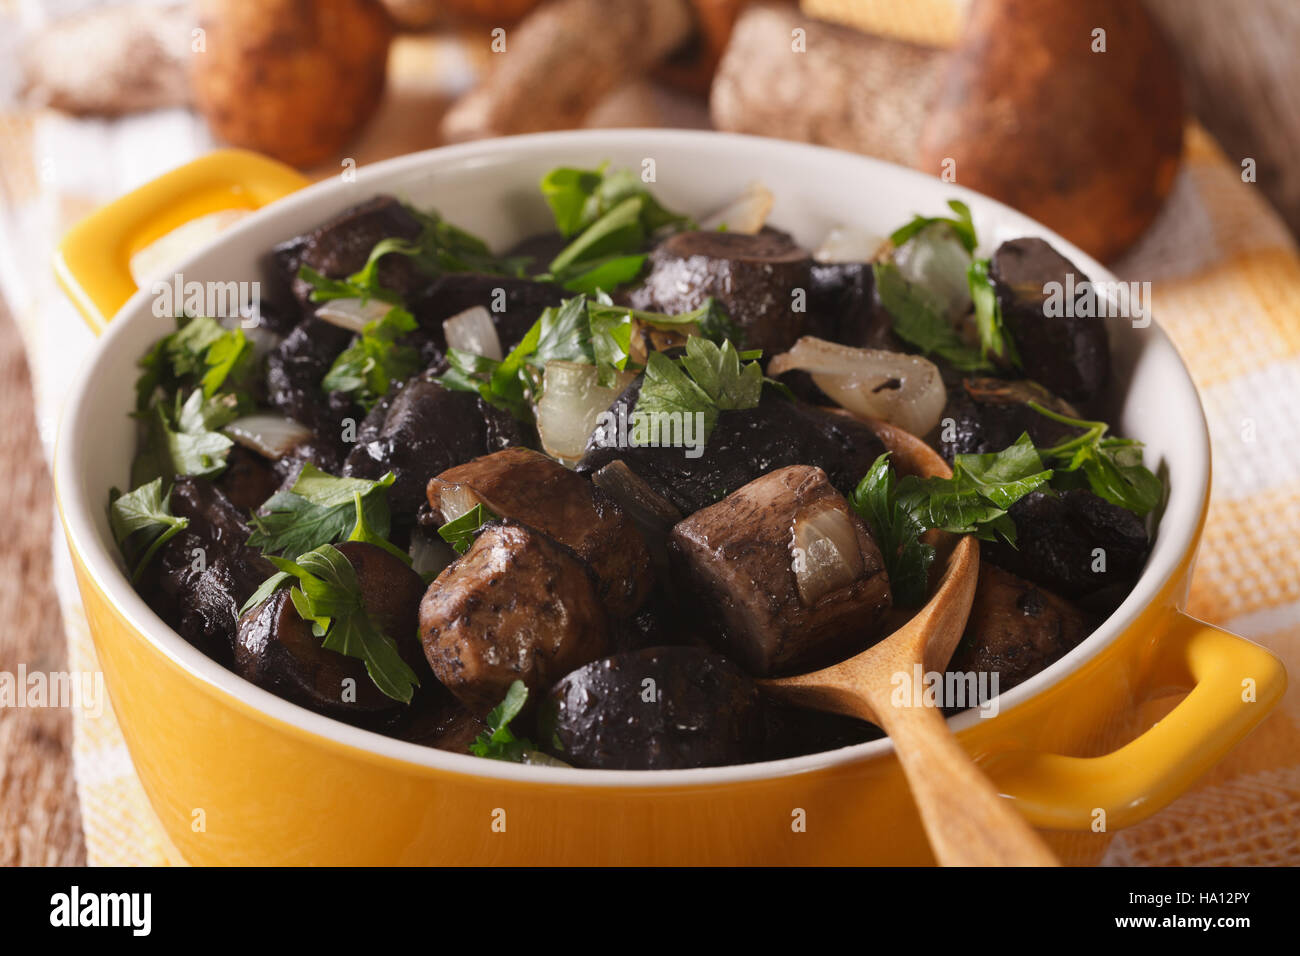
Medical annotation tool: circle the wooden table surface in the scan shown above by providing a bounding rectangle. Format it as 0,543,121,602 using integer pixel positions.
1,0,1297,867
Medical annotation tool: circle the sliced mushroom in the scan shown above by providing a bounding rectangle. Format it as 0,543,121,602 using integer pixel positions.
234,541,428,720
624,227,812,354
419,520,611,715
669,465,892,676
990,237,1111,405
538,646,765,770
426,447,652,618
947,563,1090,695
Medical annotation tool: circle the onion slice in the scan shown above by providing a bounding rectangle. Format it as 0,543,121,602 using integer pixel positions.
768,336,947,436
699,182,774,234
315,297,392,332
536,361,636,464
223,413,313,460
791,500,865,606
814,226,886,264
443,305,502,360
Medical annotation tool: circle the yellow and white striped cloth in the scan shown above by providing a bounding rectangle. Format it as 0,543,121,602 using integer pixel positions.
0,2,1295,865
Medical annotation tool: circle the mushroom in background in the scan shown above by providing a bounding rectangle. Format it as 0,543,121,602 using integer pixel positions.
191,0,393,168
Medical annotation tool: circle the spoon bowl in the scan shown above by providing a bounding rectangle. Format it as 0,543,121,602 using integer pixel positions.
762,418,1059,866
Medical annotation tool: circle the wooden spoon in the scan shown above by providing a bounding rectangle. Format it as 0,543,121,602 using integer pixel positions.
761,419,1058,866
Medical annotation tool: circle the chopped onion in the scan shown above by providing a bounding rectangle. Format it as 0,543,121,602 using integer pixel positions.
223,413,313,460
409,530,456,579
443,305,502,360
536,362,636,464
892,222,972,318
791,500,865,606
814,226,886,264
699,182,774,234
769,337,947,436
428,482,486,527
315,297,392,332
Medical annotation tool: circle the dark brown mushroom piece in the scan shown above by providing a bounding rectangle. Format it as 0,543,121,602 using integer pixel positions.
946,563,1090,696
343,380,533,527
216,445,280,512
538,646,765,770
136,477,276,665
577,380,887,516
419,520,611,716
408,273,565,354
234,541,428,721
990,237,1111,406
270,195,427,315
624,228,812,355
930,378,1085,462
670,465,892,677
982,489,1149,610
264,316,360,457
427,447,652,618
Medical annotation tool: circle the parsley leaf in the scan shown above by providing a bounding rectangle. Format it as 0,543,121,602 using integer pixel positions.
437,503,497,555
131,392,235,486
136,315,256,411
320,305,420,410
889,199,977,254
967,258,1020,367
247,465,396,556
540,164,693,239
470,680,539,762
268,544,420,703
634,337,764,444
895,433,1053,544
872,262,991,372
108,479,190,582
850,455,934,607
1028,403,1164,516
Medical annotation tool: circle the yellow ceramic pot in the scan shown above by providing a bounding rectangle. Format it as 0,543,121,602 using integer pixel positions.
54,135,1286,865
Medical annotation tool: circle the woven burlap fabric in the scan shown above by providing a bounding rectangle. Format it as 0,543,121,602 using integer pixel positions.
0,1,1294,865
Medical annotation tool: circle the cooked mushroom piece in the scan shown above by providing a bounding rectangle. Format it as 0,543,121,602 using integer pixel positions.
234,541,428,720
946,563,1090,695
990,237,1111,405
136,477,276,664
625,228,812,354
982,489,1149,608
931,377,1085,462
408,273,564,354
419,520,611,715
427,447,652,618
538,646,765,770
343,379,532,526
670,465,892,677
264,316,359,455
216,445,280,512
271,195,427,314
577,381,888,516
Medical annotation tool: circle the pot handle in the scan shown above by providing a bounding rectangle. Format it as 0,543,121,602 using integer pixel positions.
54,149,310,335
985,612,1286,831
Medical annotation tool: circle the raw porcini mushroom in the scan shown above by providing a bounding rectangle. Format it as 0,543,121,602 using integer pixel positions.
234,541,428,720
419,520,611,716
426,447,652,618
669,465,892,676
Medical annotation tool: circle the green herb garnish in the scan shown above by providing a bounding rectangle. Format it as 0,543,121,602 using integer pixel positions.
470,680,538,762
967,258,1020,367
850,455,934,607
131,391,236,486
320,306,420,410
437,503,497,555
246,465,396,556
872,262,991,373
264,544,420,703
889,199,977,254
634,337,764,444
1028,404,1164,516
108,479,190,582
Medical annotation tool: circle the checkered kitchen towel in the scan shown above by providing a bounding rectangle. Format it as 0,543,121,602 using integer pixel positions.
0,1,1295,865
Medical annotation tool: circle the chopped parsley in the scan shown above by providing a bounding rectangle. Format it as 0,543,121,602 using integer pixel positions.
872,262,991,373
967,258,1020,367
889,198,977,254
470,680,538,762
108,479,190,582
850,455,934,607
1029,404,1164,516
246,465,396,556
260,544,420,703
320,305,420,410
437,503,497,555
634,337,765,443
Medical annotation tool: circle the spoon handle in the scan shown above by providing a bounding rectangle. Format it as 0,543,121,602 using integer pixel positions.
871,699,1059,866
